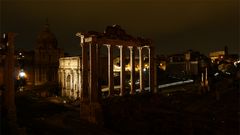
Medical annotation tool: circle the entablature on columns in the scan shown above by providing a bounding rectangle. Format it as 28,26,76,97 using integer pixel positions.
76,33,152,48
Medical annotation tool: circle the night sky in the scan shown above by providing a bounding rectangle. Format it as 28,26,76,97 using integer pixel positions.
1,0,239,56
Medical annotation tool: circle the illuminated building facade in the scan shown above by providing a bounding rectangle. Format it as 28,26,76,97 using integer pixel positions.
58,57,81,99
58,56,109,99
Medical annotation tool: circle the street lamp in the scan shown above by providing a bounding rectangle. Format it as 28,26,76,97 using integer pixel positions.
19,69,26,79
17,69,27,92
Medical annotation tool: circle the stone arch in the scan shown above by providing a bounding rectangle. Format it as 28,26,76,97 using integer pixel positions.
59,57,81,99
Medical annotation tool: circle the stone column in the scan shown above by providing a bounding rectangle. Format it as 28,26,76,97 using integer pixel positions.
107,45,114,96
148,46,155,93
58,69,62,96
77,69,80,98
74,70,78,99
58,70,61,87
205,67,209,91
89,43,98,103
129,46,135,94
72,70,75,98
71,70,74,98
2,33,18,134
62,70,66,96
96,44,102,99
138,47,144,92
81,41,89,102
78,34,103,125
119,45,126,96
154,56,158,93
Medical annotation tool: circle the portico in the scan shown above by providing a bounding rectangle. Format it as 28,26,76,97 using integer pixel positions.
76,30,155,100
75,25,155,124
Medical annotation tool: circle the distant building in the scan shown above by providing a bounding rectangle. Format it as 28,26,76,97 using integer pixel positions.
166,50,208,78
1,22,64,88
209,51,225,63
209,47,239,74
209,46,239,64
34,22,64,85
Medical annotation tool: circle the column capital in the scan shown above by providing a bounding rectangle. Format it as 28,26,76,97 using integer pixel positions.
137,46,142,50
117,45,123,49
128,46,134,49
76,32,85,45
103,44,111,48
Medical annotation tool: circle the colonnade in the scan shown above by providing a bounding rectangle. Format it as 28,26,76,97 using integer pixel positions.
76,33,156,103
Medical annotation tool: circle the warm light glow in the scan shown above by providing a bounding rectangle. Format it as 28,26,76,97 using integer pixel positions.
159,62,166,71
125,64,131,71
113,62,150,72
144,64,149,69
135,67,139,71
19,70,26,78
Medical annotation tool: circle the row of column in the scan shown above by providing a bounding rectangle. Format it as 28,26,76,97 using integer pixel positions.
106,45,155,96
79,37,155,103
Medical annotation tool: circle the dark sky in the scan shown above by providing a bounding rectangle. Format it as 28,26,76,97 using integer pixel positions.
1,0,239,56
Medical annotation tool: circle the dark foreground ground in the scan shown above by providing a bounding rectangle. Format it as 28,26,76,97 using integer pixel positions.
14,93,114,135
102,79,239,135
1,77,239,135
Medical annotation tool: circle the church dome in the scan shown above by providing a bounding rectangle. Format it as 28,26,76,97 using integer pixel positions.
36,23,57,49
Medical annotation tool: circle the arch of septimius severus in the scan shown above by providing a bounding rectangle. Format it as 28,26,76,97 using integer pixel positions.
58,57,81,99
75,25,157,124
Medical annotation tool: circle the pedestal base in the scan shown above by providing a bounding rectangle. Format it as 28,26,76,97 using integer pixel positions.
80,102,103,125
